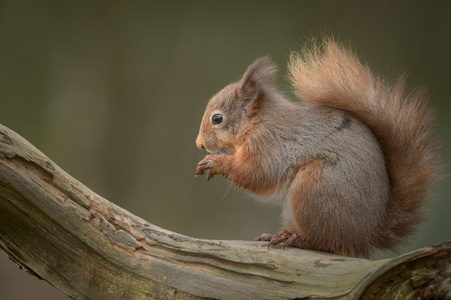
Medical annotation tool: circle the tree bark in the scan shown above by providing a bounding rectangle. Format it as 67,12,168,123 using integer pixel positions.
0,123,449,300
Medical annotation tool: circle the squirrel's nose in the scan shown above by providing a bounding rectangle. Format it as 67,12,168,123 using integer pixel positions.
196,135,205,150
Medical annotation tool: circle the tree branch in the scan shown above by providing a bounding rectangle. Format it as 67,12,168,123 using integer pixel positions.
0,123,449,299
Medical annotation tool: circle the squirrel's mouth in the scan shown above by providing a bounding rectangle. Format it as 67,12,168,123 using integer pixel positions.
209,149,226,155
206,147,233,156
202,140,235,156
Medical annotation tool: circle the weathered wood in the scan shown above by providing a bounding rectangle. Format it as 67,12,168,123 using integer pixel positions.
0,123,449,299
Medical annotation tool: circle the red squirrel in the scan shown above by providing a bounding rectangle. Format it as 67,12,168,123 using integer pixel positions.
194,39,438,258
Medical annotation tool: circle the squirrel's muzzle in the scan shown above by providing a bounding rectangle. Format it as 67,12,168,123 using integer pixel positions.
196,135,205,150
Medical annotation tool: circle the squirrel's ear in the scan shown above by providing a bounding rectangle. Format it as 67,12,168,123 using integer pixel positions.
238,57,277,109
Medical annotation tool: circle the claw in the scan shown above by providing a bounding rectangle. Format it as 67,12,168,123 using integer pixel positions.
268,230,292,249
254,233,273,242
206,170,215,181
255,230,303,250
195,159,213,176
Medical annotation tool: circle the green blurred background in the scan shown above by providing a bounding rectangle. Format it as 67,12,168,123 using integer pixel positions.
0,1,450,299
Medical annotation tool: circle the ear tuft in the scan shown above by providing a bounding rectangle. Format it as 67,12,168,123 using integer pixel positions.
238,57,278,106
241,57,278,87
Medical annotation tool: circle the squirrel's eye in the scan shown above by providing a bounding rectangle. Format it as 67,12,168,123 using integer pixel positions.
212,114,223,125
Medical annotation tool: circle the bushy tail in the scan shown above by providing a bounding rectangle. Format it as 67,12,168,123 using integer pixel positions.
289,38,439,250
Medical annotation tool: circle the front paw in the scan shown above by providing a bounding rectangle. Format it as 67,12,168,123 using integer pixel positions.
195,154,219,181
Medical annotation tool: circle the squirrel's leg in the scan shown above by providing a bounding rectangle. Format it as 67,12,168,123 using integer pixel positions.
255,158,326,250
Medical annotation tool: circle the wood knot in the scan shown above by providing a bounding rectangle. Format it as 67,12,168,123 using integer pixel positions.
0,132,13,145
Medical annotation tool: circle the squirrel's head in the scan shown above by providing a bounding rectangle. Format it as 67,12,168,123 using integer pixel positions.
196,57,277,155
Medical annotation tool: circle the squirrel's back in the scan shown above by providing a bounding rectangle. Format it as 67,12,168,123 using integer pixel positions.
289,38,439,250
